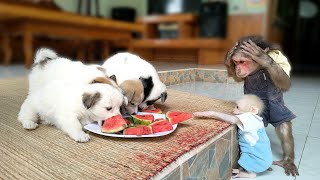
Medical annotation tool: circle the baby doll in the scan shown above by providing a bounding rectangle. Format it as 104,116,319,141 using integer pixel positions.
193,94,272,178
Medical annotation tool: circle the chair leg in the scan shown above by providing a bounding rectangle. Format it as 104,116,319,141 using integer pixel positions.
87,41,95,63
23,31,33,69
101,41,110,60
75,40,86,62
1,34,12,65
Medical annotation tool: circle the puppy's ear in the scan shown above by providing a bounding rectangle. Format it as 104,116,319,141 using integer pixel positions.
96,66,106,74
82,92,101,109
91,77,118,88
160,92,167,103
123,96,128,106
109,75,117,83
139,76,153,101
91,77,108,84
123,89,134,102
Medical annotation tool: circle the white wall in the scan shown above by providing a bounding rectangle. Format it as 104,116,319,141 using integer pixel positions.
54,0,147,18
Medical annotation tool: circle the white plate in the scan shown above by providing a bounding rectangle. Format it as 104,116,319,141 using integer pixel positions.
84,112,177,138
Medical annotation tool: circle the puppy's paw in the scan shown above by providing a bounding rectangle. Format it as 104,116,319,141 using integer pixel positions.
22,121,38,130
71,131,91,143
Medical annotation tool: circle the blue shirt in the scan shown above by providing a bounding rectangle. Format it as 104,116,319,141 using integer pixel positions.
236,113,273,173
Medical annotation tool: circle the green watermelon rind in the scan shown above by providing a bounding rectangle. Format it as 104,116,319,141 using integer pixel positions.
102,123,127,133
132,115,154,125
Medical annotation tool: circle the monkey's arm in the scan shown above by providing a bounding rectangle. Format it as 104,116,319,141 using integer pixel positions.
241,40,291,91
193,111,242,126
262,57,291,91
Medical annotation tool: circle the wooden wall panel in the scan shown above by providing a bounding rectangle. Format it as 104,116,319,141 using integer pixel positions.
131,14,266,65
226,14,265,47
153,49,197,62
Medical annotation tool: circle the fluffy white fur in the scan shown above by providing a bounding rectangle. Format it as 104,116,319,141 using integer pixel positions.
18,48,124,142
29,48,109,94
18,81,123,142
102,52,167,110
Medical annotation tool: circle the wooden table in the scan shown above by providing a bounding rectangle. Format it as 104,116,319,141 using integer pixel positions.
0,2,143,68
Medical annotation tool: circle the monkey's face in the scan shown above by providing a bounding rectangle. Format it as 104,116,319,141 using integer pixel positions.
232,53,260,78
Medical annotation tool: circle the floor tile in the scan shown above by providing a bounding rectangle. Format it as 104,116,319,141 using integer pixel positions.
296,137,320,179
0,65,29,78
308,121,320,138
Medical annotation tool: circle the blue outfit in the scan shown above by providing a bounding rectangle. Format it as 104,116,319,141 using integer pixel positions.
244,69,296,127
236,113,273,173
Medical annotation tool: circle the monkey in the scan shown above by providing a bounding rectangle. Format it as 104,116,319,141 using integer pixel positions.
224,35,299,176
193,94,273,178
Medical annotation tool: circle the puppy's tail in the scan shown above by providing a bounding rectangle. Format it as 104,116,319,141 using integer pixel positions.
34,48,58,64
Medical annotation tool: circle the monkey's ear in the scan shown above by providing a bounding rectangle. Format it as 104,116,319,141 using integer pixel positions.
250,106,259,115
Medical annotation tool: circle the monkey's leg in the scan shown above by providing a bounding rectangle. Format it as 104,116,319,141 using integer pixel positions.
274,121,299,176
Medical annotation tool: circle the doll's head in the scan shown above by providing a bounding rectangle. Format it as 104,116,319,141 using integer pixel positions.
233,94,264,115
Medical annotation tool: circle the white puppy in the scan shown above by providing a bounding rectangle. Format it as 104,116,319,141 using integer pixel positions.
102,52,167,113
29,48,118,94
18,81,124,142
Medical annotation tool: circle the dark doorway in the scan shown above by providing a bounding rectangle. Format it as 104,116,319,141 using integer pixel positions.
277,0,320,73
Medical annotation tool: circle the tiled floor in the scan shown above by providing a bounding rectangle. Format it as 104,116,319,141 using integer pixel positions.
1,62,319,180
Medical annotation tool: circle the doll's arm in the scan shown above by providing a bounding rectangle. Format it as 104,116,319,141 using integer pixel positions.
193,111,242,126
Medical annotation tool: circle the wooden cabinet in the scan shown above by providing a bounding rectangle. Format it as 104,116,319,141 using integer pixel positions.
130,13,265,65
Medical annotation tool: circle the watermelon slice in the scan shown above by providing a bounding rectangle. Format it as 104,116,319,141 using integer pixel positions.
150,119,173,133
101,115,128,133
142,108,162,114
131,114,154,125
166,111,192,125
123,126,153,135
155,118,164,122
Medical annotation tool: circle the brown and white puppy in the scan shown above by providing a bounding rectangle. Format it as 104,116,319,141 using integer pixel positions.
119,79,144,115
18,48,125,142
18,81,124,142
102,52,167,113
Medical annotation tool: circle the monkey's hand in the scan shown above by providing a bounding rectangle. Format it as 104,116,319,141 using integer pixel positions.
240,40,291,91
240,40,272,68
273,160,299,176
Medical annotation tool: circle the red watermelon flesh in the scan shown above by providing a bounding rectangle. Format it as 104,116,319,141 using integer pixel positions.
151,119,173,133
166,111,192,125
155,118,164,122
101,115,128,133
142,108,162,114
132,114,154,125
123,126,153,135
